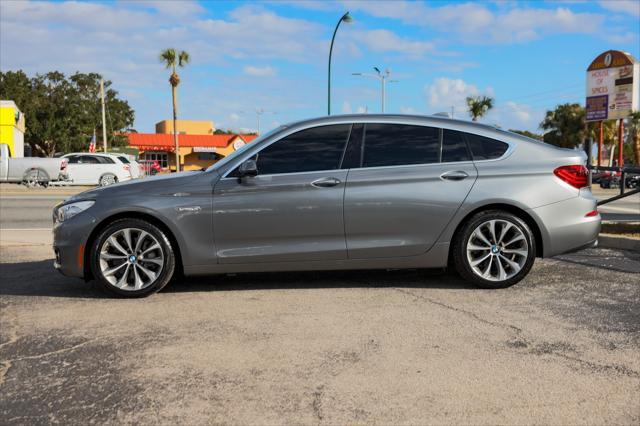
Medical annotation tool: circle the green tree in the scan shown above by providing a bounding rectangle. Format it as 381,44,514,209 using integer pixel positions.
539,103,588,149
508,129,543,140
466,95,494,121
627,111,640,165
159,48,190,171
0,70,134,156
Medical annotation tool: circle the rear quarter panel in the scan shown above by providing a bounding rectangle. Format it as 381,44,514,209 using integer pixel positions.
436,132,586,248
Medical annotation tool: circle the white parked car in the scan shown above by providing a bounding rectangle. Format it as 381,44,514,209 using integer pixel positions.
61,153,139,186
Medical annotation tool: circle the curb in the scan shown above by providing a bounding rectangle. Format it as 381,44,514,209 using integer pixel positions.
598,234,640,251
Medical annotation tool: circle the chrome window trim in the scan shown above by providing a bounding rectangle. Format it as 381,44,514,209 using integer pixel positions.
219,116,516,179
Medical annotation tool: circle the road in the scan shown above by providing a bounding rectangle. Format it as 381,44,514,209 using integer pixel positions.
1,185,639,424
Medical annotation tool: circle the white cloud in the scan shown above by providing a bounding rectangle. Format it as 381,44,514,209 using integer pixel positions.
243,65,277,77
349,29,437,59
229,113,241,122
342,1,607,43
598,0,640,17
425,77,494,116
342,101,352,114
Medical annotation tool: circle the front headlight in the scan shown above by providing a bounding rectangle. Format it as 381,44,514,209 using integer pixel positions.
55,201,95,223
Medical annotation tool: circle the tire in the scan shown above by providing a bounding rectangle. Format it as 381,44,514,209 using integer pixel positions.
99,173,117,186
90,218,176,297
452,210,536,289
23,168,49,188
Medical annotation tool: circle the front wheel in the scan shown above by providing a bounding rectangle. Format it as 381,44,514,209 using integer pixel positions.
90,219,176,297
452,210,536,289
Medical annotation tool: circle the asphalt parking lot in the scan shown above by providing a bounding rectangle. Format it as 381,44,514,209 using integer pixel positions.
1,185,639,424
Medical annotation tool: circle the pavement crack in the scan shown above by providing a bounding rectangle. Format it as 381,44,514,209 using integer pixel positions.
393,287,521,333
312,384,325,422
11,339,96,363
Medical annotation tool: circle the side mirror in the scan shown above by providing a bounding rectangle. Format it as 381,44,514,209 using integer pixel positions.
238,159,258,178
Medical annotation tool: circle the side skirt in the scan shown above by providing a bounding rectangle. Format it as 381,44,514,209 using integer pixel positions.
184,242,450,276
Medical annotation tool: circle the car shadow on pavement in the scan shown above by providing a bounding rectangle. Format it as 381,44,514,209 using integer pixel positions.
167,268,477,294
0,259,476,298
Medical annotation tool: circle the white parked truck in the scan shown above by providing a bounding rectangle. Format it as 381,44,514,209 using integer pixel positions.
0,144,68,186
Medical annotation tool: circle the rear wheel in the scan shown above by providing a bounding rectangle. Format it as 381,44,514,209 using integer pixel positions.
452,210,536,289
23,168,49,188
90,219,176,297
99,173,117,186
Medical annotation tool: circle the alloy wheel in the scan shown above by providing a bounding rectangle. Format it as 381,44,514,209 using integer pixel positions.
466,219,529,282
99,227,164,291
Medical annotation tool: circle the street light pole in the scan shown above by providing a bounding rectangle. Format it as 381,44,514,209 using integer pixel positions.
352,68,398,113
328,11,352,115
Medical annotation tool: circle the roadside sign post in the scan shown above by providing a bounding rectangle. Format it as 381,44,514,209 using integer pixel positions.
586,50,639,167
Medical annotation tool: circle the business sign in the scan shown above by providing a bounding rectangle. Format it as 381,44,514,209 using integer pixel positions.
586,50,639,122
193,146,217,153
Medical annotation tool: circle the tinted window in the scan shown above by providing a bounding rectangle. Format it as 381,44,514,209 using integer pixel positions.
117,156,130,164
66,155,79,164
97,156,115,164
363,124,439,168
255,124,350,175
442,129,471,162
465,133,508,160
78,155,100,164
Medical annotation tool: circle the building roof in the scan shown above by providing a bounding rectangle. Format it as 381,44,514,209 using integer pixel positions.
127,133,258,150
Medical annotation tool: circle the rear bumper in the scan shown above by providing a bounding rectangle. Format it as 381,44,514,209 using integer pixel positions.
53,212,97,279
530,193,601,258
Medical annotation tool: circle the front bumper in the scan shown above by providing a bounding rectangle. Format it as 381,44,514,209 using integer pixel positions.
53,211,98,279
530,193,601,258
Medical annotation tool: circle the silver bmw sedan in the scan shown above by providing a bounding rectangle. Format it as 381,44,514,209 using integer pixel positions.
53,114,600,297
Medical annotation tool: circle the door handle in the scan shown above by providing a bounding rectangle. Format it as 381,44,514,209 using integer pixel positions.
440,170,469,181
311,177,341,188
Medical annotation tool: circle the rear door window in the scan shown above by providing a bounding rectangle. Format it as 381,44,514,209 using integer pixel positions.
78,155,100,164
362,124,440,168
464,133,509,160
442,129,471,162
117,156,130,164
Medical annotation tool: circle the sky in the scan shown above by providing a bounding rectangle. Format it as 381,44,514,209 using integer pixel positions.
1,0,639,134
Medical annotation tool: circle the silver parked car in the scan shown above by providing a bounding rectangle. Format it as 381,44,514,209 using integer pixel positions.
53,114,600,297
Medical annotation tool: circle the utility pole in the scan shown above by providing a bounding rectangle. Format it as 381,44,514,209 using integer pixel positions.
100,78,107,153
451,106,455,118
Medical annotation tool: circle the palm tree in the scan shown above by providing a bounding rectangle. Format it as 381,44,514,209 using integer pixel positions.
466,95,494,121
159,48,190,172
627,111,640,165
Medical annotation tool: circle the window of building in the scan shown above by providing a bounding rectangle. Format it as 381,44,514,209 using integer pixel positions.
143,152,169,168
464,133,509,160
197,152,223,161
362,124,440,168
253,124,351,175
442,129,471,163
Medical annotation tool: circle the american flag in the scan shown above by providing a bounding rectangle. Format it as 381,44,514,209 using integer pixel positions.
89,131,96,153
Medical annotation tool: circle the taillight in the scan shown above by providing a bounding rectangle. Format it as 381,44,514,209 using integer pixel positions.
553,165,589,189
123,165,130,171
60,160,67,170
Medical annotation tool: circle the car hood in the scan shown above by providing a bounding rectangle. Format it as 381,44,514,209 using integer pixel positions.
65,171,217,202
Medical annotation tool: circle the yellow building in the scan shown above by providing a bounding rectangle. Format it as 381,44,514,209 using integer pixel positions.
155,119,215,135
0,100,25,157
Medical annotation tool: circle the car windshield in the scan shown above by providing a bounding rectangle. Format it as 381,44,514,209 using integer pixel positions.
206,126,287,172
